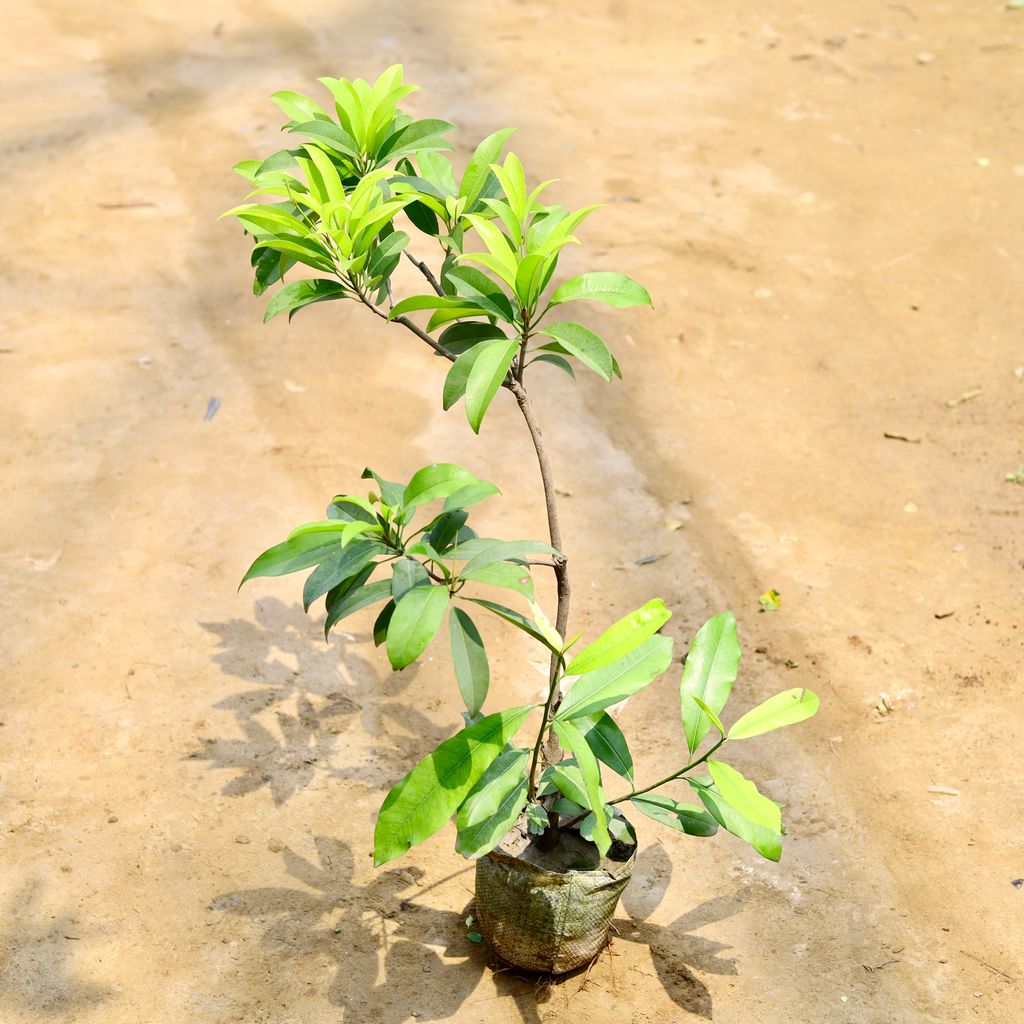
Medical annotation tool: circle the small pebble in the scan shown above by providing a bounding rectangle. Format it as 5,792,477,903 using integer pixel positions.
107,815,119,824
916,52,936,65
1012,878,1023,889
235,835,251,845
268,839,285,853
170,842,183,852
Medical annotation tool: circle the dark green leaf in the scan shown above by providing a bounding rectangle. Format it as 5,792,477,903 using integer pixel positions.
373,705,533,865
462,597,559,652
391,558,431,602
325,576,391,637
373,600,395,646
441,481,501,512
426,509,468,552
553,719,610,856
460,561,535,601
438,322,507,355
241,523,344,585
530,353,575,377
577,712,633,781
449,608,490,716
447,265,516,323
302,539,388,610
442,343,489,411
360,467,405,509
538,322,614,381
455,538,558,575
465,338,518,433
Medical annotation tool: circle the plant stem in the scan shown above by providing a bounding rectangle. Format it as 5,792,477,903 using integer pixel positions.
508,378,571,800
403,250,445,297
608,736,727,806
354,287,456,363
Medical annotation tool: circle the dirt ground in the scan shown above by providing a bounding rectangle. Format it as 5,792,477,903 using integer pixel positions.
2,1,1022,1021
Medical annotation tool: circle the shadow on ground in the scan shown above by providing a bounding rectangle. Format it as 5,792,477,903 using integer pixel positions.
193,598,447,803
211,835,746,1022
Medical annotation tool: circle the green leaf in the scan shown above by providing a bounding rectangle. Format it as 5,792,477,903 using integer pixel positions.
728,688,820,740
386,583,449,669
550,271,652,309
253,236,335,273
442,481,501,512
680,612,741,754
460,561,535,601
373,600,395,646
455,746,529,858
454,538,558,575
390,294,477,319
556,635,674,721
438,322,507,355
629,795,719,837
449,608,490,717
403,463,481,509
538,322,614,381
263,279,347,323
566,599,671,675
462,597,559,653
287,119,360,160
443,343,489,411
270,90,331,124
359,467,405,510
324,575,391,637
577,712,633,781
447,266,516,323
391,558,431,602
543,764,590,807
459,128,517,212
692,762,783,862
373,705,533,866
530,353,575,377
553,719,610,856
302,538,388,610
378,118,456,161
465,338,518,433
240,523,345,585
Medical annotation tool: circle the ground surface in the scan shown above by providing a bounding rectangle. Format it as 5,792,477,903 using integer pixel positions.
2,1,1022,1021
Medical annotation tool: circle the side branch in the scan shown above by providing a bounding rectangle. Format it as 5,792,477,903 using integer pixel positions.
403,250,445,297
354,288,456,363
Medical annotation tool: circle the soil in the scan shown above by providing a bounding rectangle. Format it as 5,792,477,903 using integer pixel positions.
2,1,1022,1022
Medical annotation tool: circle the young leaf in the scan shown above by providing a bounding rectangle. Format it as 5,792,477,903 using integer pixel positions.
566,599,671,675
270,90,331,124
386,583,450,669
373,705,533,865
263,279,347,323
630,795,719,837
459,128,517,212
691,696,725,738
553,719,610,856
537,322,614,381
377,118,456,162
556,635,674,720
550,271,652,309
449,607,490,717
728,688,820,740
287,119,360,160
455,746,529,858
403,463,482,509
680,611,741,755
576,712,634,781
465,338,518,433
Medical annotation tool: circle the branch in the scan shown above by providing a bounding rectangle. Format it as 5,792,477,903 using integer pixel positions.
353,287,456,363
403,249,445,297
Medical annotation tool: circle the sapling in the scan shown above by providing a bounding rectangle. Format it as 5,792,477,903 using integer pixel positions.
227,65,819,967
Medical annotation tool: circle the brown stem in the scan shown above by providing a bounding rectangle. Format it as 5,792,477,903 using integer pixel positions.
353,287,456,363
403,249,445,297
510,379,571,802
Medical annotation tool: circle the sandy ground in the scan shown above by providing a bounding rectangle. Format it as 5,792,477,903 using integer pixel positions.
2,1,1022,1021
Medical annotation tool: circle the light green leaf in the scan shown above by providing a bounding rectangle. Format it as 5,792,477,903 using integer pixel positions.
553,719,610,856
390,294,476,319
373,706,533,865
442,481,501,512
691,763,783,861
459,128,517,211
728,688,820,740
692,696,725,737
630,795,719,837
449,607,490,717
378,118,456,161
538,322,614,381
263,279,347,323
442,344,489,411
287,119,359,160
680,611,741,755
465,337,518,433
270,90,331,124
403,463,481,509
566,599,671,675
386,584,450,669
455,746,529,857
577,712,633,781
556,635,674,720
550,271,652,309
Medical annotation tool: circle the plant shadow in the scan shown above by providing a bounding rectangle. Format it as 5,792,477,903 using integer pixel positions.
193,598,446,804
211,835,745,1022
0,879,111,1018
